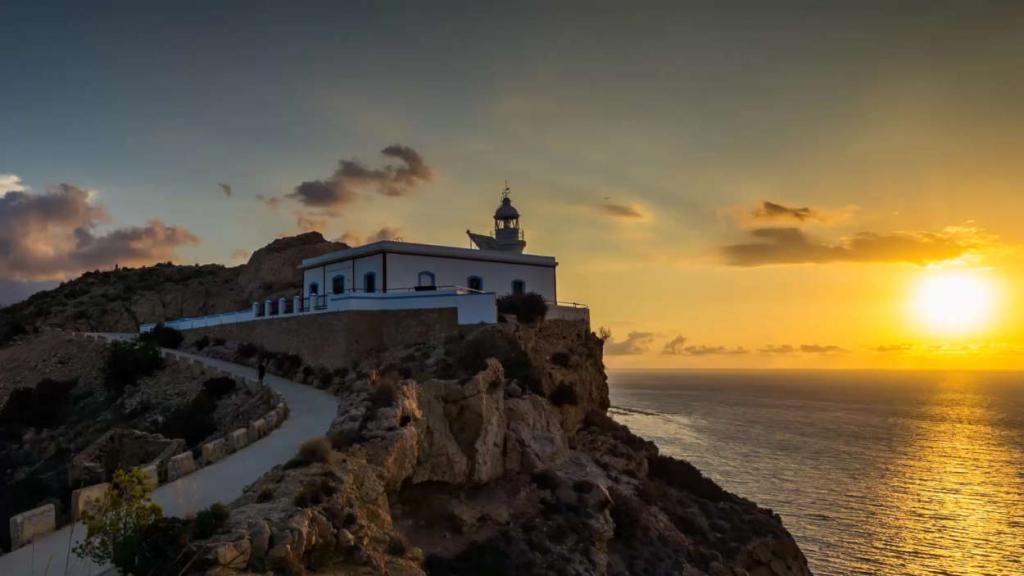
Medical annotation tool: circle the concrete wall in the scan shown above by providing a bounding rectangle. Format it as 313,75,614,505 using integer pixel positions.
186,308,461,370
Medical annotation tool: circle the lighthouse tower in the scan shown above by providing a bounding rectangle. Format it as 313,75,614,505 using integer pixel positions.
467,185,528,253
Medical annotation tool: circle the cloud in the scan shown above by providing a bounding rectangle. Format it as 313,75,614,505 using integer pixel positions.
722,226,986,267
752,201,821,222
870,344,914,353
295,212,327,233
1,174,27,193
287,144,433,209
255,194,281,210
604,331,655,355
218,183,232,197
662,335,747,355
598,202,645,219
0,182,198,281
759,344,846,355
339,226,403,246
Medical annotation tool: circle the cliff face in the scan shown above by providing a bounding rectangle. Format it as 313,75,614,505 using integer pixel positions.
0,232,345,338
187,319,812,576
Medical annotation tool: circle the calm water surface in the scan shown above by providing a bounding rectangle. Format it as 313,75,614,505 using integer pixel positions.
608,370,1024,576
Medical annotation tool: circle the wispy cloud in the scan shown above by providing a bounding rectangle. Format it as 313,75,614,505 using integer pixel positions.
604,331,655,355
722,226,989,267
218,183,232,197
339,226,403,246
661,335,748,356
759,344,847,355
598,202,645,219
752,201,821,222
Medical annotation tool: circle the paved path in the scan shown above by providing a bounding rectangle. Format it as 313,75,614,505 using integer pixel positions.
0,337,339,575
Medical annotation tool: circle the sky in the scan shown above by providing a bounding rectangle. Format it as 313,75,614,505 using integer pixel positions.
2,1,1023,369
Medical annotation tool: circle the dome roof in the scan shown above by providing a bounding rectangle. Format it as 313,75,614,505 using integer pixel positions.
494,196,520,219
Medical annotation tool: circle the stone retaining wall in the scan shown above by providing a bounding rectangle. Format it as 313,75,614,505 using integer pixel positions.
4,334,292,552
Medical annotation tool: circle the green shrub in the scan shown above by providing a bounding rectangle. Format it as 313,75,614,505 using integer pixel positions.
74,468,163,572
139,323,184,350
496,292,548,323
132,517,192,576
191,502,230,539
256,486,275,503
104,340,164,396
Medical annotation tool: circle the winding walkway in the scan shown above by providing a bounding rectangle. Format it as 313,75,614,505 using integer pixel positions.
0,336,339,576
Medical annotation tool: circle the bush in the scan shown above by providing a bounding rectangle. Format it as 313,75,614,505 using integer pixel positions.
161,391,217,446
202,376,236,398
236,342,260,359
74,468,163,572
550,351,571,368
496,292,548,324
256,487,275,503
456,330,538,391
140,323,184,350
132,517,192,576
104,340,164,396
0,377,77,437
287,438,332,468
191,502,230,539
293,478,337,507
193,336,210,351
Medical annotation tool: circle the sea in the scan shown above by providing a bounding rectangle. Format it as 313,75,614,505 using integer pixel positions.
608,370,1024,576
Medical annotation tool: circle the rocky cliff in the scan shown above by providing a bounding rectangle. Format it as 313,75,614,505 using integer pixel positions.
183,319,811,576
0,232,345,339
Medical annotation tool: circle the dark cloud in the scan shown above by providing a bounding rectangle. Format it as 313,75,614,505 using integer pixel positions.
339,226,403,246
603,331,655,355
662,335,747,355
722,227,980,267
288,144,433,209
218,183,232,197
599,203,644,219
752,201,820,222
0,182,198,281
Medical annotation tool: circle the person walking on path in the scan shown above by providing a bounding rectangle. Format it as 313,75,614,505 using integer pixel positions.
258,360,266,386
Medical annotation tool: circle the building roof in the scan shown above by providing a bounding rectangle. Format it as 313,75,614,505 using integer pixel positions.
494,197,520,219
300,240,557,269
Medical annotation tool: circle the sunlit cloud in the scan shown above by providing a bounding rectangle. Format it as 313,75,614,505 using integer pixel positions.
604,331,655,355
0,181,198,281
662,335,748,355
722,226,992,267
759,344,847,355
0,174,27,194
338,226,403,246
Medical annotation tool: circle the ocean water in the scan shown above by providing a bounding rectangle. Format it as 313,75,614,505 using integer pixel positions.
608,370,1024,576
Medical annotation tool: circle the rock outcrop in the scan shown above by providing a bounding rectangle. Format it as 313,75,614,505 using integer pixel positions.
185,319,812,576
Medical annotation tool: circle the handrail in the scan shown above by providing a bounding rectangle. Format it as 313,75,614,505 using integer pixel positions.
548,300,589,309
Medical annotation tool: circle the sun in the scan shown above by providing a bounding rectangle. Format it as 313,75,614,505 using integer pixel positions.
910,269,998,336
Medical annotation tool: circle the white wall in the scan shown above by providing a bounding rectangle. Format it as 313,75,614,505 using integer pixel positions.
384,253,556,300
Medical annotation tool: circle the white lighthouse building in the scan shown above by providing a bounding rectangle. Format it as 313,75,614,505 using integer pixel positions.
141,189,586,332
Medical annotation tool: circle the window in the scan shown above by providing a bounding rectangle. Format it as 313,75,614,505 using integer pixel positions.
467,275,483,291
309,282,319,295
332,275,345,294
417,271,436,289
363,272,376,293
511,279,525,296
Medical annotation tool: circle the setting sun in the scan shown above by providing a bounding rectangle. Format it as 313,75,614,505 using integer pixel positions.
911,270,999,336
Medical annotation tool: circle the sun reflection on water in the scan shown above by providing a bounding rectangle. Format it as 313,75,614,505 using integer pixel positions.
865,374,1024,575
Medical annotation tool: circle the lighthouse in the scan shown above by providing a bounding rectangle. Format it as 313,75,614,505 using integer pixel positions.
466,184,527,253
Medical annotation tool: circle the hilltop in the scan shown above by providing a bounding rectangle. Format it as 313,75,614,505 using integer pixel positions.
0,232,345,341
